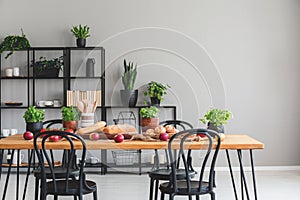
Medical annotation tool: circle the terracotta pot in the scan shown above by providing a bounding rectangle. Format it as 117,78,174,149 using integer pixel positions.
141,118,159,132
63,121,78,131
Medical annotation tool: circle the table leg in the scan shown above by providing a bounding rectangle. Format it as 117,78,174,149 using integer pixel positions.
2,149,14,200
22,150,34,200
151,149,160,171
250,150,258,200
138,149,142,175
237,150,250,200
0,149,3,181
101,150,107,175
16,150,20,200
225,149,238,200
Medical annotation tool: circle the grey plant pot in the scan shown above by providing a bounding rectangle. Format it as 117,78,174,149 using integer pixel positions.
26,122,43,135
207,122,224,133
120,90,138,107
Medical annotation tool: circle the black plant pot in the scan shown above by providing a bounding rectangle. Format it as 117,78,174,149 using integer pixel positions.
120,90,138,107
26,122,43,135
76,38,86,47
207,122,224,133
35,67,60,77
150,97,160,106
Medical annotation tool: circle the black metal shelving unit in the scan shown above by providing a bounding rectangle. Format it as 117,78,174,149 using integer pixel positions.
0,47,105,136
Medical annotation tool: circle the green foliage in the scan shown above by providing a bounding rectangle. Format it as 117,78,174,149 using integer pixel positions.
200,108,232,127
122,59,137,90
61,106,81,121
71,25,90,39
0,29,31,59
31,56,63,72
144,81,170,101
23,106,45,122
140,106,159,118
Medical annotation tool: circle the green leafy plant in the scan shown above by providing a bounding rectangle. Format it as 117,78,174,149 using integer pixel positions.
0,29,31,59
23,106,45,122
122,59,137,90
140,106,159,118
61,106,81,121
200,108,232,127
71,25,90,39
31,56,64,72
144,81,170,102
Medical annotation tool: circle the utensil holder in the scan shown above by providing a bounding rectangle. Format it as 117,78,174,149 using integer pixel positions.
81,113,95,128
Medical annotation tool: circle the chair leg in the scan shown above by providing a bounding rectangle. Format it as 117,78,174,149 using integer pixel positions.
78,194,83,200
160,192,164,200
169,194,174,200
210,192,215,200
35,178,39,200
73,195,77,200
188,195,192,200
93,189,98,200
149,178,154,200
196,195,200,200
154,179,159,200
54,195,58,200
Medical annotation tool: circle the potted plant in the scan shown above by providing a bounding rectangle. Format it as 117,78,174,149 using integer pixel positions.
71,25,90,47
61,106,81,131
144,81,170,106
23,106,45,134
199,108,232,133
140,106,159,132
120,59,138,107
31,56,63,77
0,29,30,59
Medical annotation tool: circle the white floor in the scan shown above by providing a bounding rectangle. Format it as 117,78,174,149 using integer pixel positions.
1,170,299,200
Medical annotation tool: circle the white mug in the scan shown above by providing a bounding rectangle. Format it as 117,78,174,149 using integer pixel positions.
2,129,10,137
13,67,19,76
36,101,46,107
53,99,61,107
90,157,99,164
12,153,24,165
5,68,13,77
10,129,18,135
44,101,54,107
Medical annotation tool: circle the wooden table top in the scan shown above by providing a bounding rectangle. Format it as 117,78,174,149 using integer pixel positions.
0,134,264,150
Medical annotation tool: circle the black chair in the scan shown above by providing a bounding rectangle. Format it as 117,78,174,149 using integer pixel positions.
34,119,80,199
159,128,221,200
33,131,98,200
148,120,194,200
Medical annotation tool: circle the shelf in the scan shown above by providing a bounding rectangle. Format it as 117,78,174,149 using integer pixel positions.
35,106,62,109
104,105,176,109
69,76,103,79
0,76,29,80
0,106,28,109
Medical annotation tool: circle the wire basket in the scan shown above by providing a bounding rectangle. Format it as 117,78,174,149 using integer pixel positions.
112,150,138,166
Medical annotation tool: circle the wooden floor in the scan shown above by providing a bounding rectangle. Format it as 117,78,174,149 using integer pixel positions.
0,170,299,199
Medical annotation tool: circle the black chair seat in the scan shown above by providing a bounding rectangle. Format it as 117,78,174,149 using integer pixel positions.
34,167,79,179
160,180,210,195
149,169,196,180
46,180,97,195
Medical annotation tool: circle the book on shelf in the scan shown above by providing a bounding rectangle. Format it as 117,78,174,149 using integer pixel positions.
67,90,101,107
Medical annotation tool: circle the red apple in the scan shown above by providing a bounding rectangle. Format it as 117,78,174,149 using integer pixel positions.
89,132,100,141
114,134,124,143
40,128,47,133
23,131,34,140
49,135,61,142
159,132,169,141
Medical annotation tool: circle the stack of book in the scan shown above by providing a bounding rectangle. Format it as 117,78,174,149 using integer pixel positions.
67,90,101,107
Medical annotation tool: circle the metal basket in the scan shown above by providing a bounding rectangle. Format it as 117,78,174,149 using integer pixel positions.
112,150,138,166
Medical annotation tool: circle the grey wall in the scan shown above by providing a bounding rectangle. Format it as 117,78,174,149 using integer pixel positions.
1,0,300,166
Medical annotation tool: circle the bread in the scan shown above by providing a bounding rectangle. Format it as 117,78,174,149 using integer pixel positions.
77,121,106,135
103,124,137,134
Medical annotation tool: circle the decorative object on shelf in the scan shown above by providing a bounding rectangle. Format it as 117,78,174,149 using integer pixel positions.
86,58,95,77
140,106,160,132
23,106,45,134
199,108,232,133
5,68,13,77
4,102,23,106
120,59,138,107
31,56,63,77
0,29,31,59
61,106,81,131
70,24,90,47
144,81,170,106
67,90,101,107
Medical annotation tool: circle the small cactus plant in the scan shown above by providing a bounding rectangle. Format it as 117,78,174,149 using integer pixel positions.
122,59,137,90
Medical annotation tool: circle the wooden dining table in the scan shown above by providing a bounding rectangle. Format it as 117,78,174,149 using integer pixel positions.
0,134,264,200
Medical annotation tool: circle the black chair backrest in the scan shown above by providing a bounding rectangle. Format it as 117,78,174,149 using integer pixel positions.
168,128,221,192
33,131,86,193
159,120,193,131
43,119,63,129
